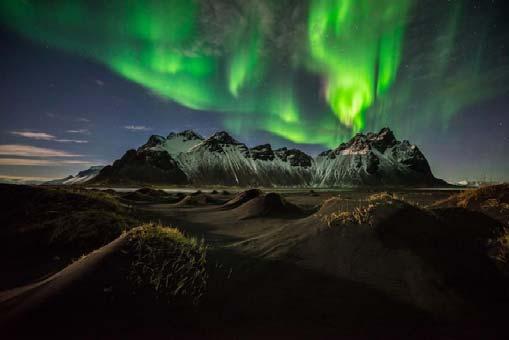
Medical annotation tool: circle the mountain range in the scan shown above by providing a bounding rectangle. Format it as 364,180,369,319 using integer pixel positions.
89,128,446,187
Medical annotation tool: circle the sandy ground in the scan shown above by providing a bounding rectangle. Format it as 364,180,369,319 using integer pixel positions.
2,188,504,339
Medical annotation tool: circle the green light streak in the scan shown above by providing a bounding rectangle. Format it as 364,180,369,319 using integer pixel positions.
227,9,265,97
307,0,412,132
1,0,506,150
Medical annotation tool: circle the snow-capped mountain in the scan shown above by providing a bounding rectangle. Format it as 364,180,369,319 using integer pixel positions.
247,145,313,186
90,128,445,187
44,166,104,185
314,128,444,186
177,131,255,186
176,132,314,186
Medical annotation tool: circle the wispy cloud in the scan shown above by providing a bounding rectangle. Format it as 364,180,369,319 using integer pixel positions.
54,139,88,144
0,158,92,166
10,130,88,143
0,145,81,157
0,175,57,181
76,117,90,123
11,131,55,140
66,129,90,134
124,125,152,132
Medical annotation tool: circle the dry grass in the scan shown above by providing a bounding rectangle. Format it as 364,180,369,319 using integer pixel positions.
432,184,509,226
128,224,208,304
322,192,404,227
367,192,395,202
323,206,373,227
433,184,509,209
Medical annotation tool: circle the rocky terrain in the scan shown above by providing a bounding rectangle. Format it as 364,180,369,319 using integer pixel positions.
91,148,188,185
89,128,445,187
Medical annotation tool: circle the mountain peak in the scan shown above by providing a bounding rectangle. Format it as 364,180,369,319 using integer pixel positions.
167,130,204,141
334,127,398,155
275,147,313,167
367,127,397,152
142,135,166,149
250,144,275,161
209,131,240,145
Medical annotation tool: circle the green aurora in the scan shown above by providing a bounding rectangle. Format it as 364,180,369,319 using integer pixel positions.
1,0,506,148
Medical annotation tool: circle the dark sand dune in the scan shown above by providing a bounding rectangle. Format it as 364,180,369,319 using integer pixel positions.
1,224,437,340
232,192,305,219
121,187,176,202
230,194,509,319
221,188,263,209
174,193,224,207
0,184,136,290
3,186,509,338
1,225,209,338
0,233,129,325
290,198,508,318
132,190,509,337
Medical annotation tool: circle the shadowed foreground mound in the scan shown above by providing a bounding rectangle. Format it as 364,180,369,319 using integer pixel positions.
0,224,208,336
0,184,137,289
269,194,509,318
221,188,263,209
234,192,305,219
432,184,509,224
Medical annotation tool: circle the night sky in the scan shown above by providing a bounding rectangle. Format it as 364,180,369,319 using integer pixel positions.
0,0,508,183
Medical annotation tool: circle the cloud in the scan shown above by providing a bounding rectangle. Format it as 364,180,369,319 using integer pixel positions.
0,175,56,181
10,131,56,140
96,79,104,86
10,130,88,143
124,125,152,131
66,129,90,134
0,145,82,157
54,139,89,144
76,117,91,123
0,158,92,166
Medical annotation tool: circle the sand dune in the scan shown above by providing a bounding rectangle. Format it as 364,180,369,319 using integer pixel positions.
0,233,129,325
174,193,224,206
3,185,509,338
221,188,263,209
231,192,305,219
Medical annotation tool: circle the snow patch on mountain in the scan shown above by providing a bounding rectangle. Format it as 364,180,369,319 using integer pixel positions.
140,130,204,157
44,166,104,185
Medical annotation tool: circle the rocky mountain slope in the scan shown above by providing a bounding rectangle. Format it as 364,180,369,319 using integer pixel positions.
89,128,445,187
91,149,187,185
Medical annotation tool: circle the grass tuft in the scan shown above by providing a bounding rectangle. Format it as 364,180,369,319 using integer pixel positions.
128,224,208,304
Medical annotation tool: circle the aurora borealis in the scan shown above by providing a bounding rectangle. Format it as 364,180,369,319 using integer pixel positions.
0,0,508,181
